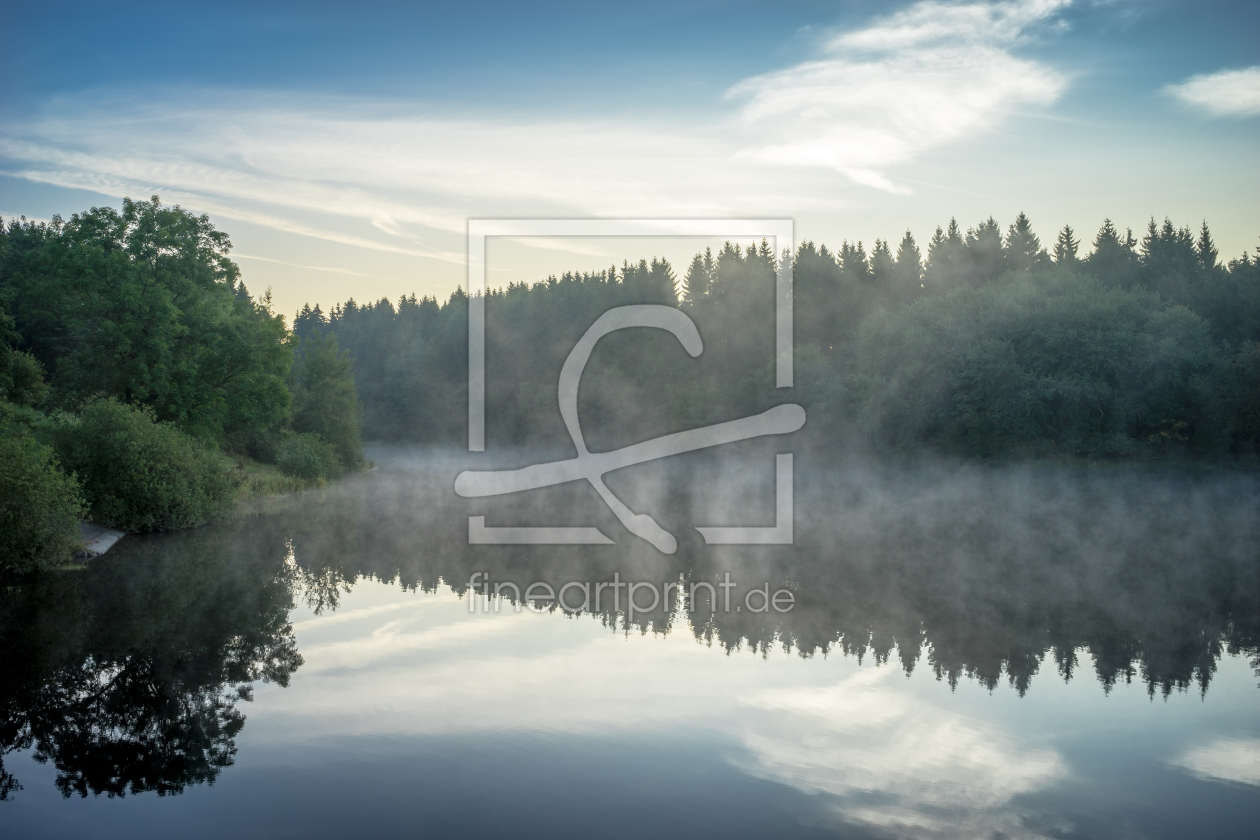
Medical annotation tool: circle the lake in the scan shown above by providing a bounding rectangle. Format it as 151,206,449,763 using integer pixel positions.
2,448,1259,839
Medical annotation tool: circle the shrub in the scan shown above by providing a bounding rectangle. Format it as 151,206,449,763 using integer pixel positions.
275,432,343,481
51,398,238,532
1,348,47,407
0,426,86,573
1,307,49,408
225,426,285,465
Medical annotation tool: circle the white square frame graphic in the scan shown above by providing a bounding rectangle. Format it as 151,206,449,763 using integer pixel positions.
466,218,794,452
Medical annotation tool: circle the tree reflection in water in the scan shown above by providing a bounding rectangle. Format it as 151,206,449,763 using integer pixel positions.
2,451,1258,801
280,451,1260,698
0,523,301,799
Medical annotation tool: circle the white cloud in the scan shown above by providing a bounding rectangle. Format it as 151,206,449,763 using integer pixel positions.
252,584,1067,837
234,253,405,281
1165,66,1260,118
0,2,1074,258
736,668,1066,838
0,102,812,261
728,0,1069,194
1172,737,1260,786
833,0,1071,51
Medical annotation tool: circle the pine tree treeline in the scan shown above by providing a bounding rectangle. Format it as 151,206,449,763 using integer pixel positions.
307,213,1260,459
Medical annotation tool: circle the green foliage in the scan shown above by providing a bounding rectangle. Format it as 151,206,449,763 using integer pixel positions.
1004,212,1050,274
275,432,343,481
0,416,86,573
50,398,238,532
1222,341,1260,452
1053,225,1080,267
847,271,1217,457
0,199,292,441
290,332,363,469
682,248,714,302
0,306,47,407
0,350,46,407
242,210,1260,464
0,199,367,562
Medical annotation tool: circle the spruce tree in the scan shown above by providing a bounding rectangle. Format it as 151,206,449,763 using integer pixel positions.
1085,219,1139,287
965,217,1005,283
870,239,895,285
1053,224,1080,267
894,230,923,299
683,253,710,301
1196,221,1219,271
839,241,872,284
1005,212,1047,274
925,219,967,290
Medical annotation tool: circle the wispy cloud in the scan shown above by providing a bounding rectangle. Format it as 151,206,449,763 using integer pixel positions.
264,586,1067,836
728,0,1070,194
736,668,1065,837
0,103,801,259
1171,737,1260,786
234,253,405,281
0,1,1074,256
1165,66,1260,117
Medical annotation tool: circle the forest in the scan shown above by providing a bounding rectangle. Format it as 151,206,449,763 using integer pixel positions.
301,213,1260,459
0,198,364,572
5,201,1260,573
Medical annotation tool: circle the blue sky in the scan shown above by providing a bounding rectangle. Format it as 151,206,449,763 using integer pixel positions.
2,0,1258,317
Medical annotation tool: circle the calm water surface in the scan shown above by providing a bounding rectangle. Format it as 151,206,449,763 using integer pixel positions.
2,449,1259,839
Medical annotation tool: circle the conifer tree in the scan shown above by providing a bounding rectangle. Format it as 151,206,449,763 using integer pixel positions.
711,242,745,298
965,217,1005,283
894,230,923,298
925,220,965,290
1053,224,1080,267
839,241,872,284
683,252,710,301
1005,212,1047,274
1140,218,1199,303
1085,219,1138,287
870,239,895,285
647,257,679,305
1196,221,1219,271
756,238,775,266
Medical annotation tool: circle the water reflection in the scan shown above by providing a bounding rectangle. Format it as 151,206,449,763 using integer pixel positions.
0,525,301,799
1172,737,1260,787
734,669,1065,837
1,448,1258,835
280,449,1260,697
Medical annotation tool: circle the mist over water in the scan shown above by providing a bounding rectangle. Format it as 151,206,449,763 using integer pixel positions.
314,448,1260,692
2,448,1259,838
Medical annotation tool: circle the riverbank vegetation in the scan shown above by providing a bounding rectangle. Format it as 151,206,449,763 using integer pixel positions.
5,201,1259,570
0,198,363,572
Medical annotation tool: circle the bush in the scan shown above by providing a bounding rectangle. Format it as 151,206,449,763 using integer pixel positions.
275,432,343,481
51,398,238,532
225,426,284,465
0,427,86,573
1,307,48,408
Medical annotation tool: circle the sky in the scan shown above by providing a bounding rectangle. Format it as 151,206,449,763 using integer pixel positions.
2,0,1258,320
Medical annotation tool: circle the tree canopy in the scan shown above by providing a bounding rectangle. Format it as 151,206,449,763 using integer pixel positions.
307,212,1260,461
0,198,291,441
